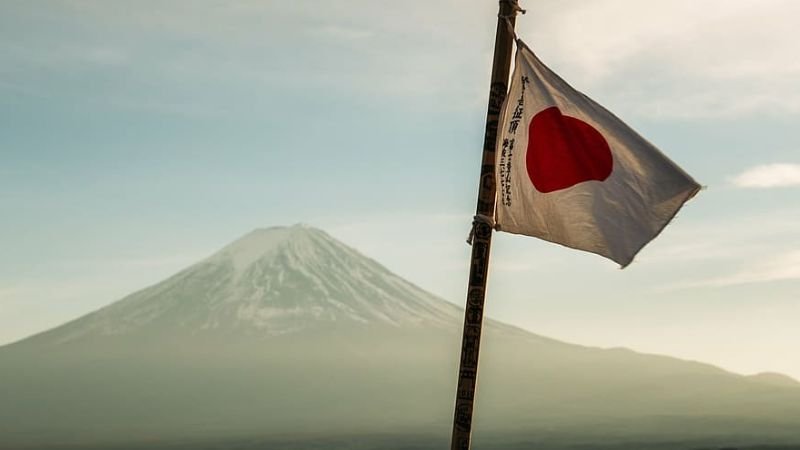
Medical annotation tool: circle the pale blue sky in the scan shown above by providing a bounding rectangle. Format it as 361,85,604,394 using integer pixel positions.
2,1,799,377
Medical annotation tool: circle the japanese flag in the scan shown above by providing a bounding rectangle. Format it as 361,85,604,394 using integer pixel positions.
495,40,701,267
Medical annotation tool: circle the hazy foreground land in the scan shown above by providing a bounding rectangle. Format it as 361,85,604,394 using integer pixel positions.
12,435,800,450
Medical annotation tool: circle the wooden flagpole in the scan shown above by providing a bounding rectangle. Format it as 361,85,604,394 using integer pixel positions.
450,1,519,449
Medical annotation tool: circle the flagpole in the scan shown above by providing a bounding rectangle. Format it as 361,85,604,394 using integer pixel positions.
450,1,519,449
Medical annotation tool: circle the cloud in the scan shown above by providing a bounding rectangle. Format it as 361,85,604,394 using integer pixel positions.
6,0,799,119
647,210,800,261
731,164,800,188
524,0,800,119
0,281,106,307
0,253,200,306
688,250,800,288
650,209,800,292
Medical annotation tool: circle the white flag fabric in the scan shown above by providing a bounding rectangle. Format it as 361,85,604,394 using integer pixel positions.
495,40,701,267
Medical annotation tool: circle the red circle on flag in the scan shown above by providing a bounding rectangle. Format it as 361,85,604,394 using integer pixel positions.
526,106,613,193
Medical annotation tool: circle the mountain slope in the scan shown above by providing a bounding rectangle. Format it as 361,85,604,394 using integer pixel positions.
18,225,463,345
1,225,800,450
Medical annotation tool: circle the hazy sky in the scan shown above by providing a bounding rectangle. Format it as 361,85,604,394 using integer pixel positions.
2,1,799,378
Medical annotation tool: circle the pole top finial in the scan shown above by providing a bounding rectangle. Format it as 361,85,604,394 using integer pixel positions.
499,0,526,16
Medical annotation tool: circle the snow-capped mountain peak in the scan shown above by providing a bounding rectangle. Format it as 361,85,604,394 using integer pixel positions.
207,224,319,271
24,225,462,344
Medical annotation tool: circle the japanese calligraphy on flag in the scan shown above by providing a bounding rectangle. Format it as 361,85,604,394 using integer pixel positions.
495,40,701,267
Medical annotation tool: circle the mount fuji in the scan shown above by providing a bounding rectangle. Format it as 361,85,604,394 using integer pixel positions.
18,225,464,344
1,225,799,450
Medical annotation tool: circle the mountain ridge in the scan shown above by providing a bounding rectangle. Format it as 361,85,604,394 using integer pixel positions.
8,224,798,383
